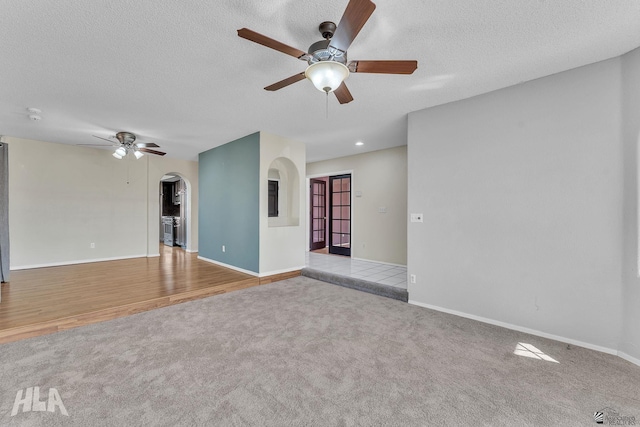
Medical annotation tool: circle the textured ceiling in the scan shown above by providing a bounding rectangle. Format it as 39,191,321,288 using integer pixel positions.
1,0,639,162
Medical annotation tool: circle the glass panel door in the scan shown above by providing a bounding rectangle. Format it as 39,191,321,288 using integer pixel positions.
310,179,326,250
329,174,351,256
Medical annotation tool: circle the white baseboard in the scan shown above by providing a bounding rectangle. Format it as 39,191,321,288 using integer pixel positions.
408,300,619,356
259,266,305,278
351,257,406,268
618,351,640,367
196,257,302,278
185,249,198,253
11,254,148,271
197,256,258,277
147,253,161,258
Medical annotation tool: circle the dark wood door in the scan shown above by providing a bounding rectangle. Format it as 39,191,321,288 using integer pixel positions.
310,179,327,250
329,174,351,256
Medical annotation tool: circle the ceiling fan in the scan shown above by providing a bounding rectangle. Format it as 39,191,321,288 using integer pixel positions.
237,0,417,104
79,132,166,159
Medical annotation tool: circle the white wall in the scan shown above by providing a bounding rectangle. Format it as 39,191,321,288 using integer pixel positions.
7,136,198,268
621,46,640,363
259,132,306,275
407,58,624,351
307,146,407,265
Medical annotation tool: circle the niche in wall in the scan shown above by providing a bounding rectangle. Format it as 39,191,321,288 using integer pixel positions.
268,157,300,227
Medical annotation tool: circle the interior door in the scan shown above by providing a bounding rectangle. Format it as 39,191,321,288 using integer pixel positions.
310,178,327,250
329,174,351,256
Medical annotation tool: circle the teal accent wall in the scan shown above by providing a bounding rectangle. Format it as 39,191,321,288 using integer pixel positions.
198,133,260,273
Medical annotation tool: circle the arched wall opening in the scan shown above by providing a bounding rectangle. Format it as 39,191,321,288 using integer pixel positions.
267,157,300,227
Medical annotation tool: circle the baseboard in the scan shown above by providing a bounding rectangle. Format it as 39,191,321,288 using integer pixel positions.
197,256,259,277
10,254,148,271
259,270,302,285
618,351,640,367
351,257,406,268
408,300,618,356
147,253,161,258
185,249,198,253
258,266,306,278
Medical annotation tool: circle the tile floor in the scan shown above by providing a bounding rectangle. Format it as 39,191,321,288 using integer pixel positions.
305,252,407,289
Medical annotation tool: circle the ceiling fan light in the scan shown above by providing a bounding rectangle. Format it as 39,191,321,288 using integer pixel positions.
305,61,349,93
134,150,144,159
115,147,127,157
112,152,123,159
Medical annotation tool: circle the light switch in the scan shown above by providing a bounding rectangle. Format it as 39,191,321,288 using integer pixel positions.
410,213,423,223
355,191,362,197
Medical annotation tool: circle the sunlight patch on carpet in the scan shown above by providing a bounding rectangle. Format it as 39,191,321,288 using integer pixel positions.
514,342,559,363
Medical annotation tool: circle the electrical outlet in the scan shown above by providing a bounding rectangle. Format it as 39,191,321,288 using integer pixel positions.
90,243,95,249
410,274,416,284
222,245,226,253
410,213,424,223
378,207,387,213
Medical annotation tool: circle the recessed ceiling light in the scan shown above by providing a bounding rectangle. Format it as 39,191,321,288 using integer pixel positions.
355,141,364,146
26,107,41,114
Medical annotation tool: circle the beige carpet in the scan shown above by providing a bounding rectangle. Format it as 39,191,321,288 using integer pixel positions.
0,276,638,426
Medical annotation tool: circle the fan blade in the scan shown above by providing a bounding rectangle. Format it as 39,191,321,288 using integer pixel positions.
264,72,307,91
138,148,166,156
135,142,160,148
334,82,354,104
349,60,417,74
238,28,307,60
92,135,117,144
77,144,113,146
329,0,376,53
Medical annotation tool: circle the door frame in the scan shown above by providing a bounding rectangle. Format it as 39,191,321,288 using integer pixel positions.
306,170,354,256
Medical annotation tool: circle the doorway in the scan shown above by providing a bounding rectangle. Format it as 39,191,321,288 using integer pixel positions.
308,173,352,257
160,174,187,249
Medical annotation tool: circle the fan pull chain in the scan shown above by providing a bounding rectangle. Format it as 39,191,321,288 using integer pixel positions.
326,91,329,119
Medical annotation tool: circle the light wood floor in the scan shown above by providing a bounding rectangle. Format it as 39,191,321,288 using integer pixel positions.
0,246,265,344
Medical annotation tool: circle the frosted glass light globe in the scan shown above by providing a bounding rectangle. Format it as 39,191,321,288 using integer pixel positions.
305,61,349,93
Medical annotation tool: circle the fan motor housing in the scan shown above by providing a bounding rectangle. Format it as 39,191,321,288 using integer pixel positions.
116,131,137,148
306,21,346,65
307,39,347,65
